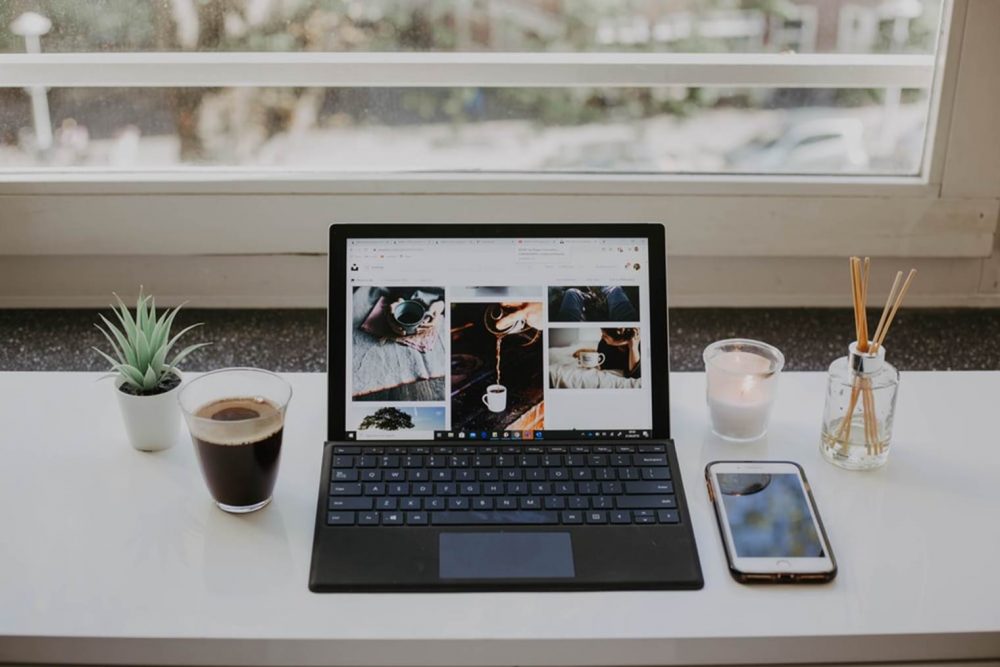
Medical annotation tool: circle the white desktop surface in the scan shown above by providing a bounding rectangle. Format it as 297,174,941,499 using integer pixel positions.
1,371,998,666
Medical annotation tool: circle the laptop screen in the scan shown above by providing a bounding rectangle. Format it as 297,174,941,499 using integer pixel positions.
344,237,654,442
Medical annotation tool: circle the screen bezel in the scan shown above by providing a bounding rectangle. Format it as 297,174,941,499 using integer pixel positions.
707,461,835,575
327,223,669,442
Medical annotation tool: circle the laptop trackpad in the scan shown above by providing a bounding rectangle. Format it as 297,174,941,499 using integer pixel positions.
439,532,575,579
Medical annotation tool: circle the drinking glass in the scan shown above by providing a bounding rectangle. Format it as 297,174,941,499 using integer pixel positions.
178,368,292,513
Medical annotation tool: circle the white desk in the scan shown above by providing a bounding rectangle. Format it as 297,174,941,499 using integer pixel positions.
1,371,999,666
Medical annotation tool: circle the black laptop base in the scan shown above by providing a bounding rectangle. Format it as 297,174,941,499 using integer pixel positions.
309,440,703,592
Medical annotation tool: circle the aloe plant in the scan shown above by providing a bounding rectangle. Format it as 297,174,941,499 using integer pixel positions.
93,288,209,395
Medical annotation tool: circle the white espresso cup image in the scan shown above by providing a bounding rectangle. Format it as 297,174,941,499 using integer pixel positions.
481,384,507,412
577,351,606,369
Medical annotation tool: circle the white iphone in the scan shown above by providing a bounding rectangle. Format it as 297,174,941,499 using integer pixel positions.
705,461,837,583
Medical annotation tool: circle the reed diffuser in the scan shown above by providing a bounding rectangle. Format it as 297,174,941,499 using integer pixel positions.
820,258,916,470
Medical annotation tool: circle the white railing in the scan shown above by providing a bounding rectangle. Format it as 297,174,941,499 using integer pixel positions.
0,52,934,88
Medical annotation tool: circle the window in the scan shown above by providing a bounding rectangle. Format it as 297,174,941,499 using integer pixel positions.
0,0,944,176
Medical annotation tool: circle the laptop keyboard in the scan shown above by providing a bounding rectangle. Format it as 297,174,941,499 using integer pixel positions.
326,444,680,527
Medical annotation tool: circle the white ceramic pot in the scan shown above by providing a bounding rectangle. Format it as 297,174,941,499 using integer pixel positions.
114,374,183,452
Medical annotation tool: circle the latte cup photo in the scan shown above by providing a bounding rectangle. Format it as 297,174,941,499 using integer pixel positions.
481,384,507,412
388,299,433,336
578,351,606,369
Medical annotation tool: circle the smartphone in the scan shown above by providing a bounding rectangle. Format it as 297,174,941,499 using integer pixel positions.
705,461,837,583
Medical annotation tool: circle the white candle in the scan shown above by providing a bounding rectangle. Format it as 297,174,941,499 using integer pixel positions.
704,343,783,442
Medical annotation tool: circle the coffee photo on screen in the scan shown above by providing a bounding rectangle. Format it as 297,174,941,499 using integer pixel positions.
549,327,641,389
351,286,446,401
450,301,544,433
548,286,639,322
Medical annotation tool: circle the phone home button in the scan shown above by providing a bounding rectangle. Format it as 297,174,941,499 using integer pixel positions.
776,559,792,569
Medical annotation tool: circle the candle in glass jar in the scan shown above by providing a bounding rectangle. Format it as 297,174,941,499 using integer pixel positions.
703,341,784,442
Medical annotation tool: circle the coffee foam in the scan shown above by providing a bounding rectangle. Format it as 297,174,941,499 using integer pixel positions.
190,397,284,446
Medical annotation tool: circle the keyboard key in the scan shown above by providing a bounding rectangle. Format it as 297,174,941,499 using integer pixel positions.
634,454,668,466
330,483,362,496
376,497,397,510
525,469,546,481
568,496,589,509
363,483,386,496
540,454,561,467
641,468,671,480
570,468,593,480
577,481,599,495
657,510,680,524
520,496,542,510
332,455,353,467
357,455,377,468
411,447,430,455
400,498,421,511
448,497,470,510
615,445,636,453
586,511,608,524
431,511,558,525
406,512,429,526
432,469,453,481
587,454,608,466
362,446,384,454
626,481,675,494
360,469,382,482
495,455,516,467
530,482,551,495
618,467,640,480
508,482,528,495
449,455,471,467
501,468,522,481
633,513,656,524
616,496,677,509
595,468,616,481
591,496,612,509
407,469,429,482
455,469,475,481
601,481,623,495
519,455,539,467
326,511,355,526
378,455,400,468
388,483,410,495
496,497,518,510
436,482,457,496
480,447,497,454
388,447,407,455
358,511,380,525
561,510,583,524
610,454,631,467
413,483,433,496
483,482,504,495
382,512,404,525
479,469,500,481
332,469,358,482
472,497,494,510
328,497,373,511
473,455,493,467
594,446,613,454
402,455,423,468
565,454,585,467
548,468,569,481
424,497,446,511
461,482,481,495
384,469,405,481
433,446,453,454
426,455,447,468
554,482,575,495
544,496,566,510
638,445,666,453
333,446,360,454
610,510,631,524
525,446,544,454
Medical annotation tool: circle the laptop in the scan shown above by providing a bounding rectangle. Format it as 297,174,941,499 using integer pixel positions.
309,223,703,591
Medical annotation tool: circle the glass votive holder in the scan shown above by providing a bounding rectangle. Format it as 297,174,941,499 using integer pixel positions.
703,339,785,442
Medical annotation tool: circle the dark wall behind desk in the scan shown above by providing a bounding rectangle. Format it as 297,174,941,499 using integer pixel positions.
1,309,997,372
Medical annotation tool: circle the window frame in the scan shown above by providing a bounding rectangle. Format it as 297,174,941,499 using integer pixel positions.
0,0,996,261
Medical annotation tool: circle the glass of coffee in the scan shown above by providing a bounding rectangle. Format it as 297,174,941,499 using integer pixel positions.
178,368,292,514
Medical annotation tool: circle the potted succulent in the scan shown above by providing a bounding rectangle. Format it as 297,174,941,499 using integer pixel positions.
93,289,209,452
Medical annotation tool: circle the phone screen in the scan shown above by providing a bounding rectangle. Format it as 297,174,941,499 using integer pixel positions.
717,473,825,558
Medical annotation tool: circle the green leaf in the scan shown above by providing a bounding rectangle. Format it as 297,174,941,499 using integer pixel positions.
93,323,125,365
167,342,211,370
135,328,152,371
92,346,123,370
142,366,158,390
149,344,168,376
163,322,203,359
97,314,136,367
111,293,138,344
